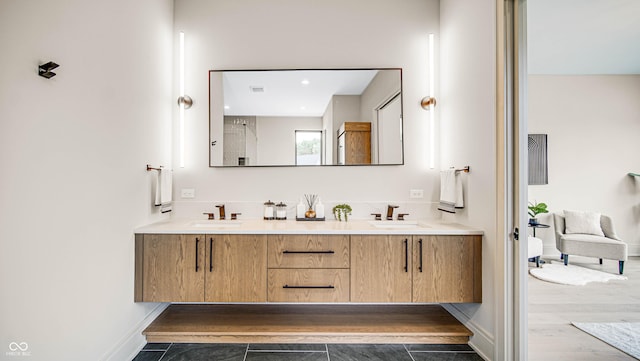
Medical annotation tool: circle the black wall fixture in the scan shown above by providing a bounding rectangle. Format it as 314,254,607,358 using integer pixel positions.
38,61,59,79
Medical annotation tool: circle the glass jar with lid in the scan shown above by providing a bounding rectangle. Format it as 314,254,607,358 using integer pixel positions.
276,202,287,220
263,200,275,220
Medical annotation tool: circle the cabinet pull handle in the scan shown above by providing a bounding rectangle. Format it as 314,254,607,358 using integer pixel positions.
282,250,335,254
209,237,213,272
418,239,423,272
283,285,335,289
195,237,200,272
404,239,409,272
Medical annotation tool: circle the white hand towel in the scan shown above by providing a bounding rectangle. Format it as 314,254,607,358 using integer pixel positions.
438,169,464,213
155,169,173,213
438,169,457,213
455,173,464,209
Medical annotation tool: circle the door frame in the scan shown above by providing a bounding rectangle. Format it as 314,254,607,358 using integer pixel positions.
497,0,528,359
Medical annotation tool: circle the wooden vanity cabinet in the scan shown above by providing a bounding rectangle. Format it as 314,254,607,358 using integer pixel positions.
136,234,267,303
136,233,481,304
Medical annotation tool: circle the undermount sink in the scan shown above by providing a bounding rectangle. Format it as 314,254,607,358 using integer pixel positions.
190,220,243,228
367,220,428,229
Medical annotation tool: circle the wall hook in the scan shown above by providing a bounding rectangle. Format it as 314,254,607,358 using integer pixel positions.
38,61,59,79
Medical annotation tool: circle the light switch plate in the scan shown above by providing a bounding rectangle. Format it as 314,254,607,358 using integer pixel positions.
181,188,195,199
409,189,424,199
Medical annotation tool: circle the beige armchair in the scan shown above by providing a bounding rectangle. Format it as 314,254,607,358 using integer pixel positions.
553,213,627,274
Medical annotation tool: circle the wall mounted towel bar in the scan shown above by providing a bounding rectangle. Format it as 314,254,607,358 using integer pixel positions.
454,166,470,173
146,165,163,171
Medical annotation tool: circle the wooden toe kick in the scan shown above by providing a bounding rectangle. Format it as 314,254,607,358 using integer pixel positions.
143,304,473,344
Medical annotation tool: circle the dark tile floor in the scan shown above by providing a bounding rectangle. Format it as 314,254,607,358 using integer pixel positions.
133,343,484,361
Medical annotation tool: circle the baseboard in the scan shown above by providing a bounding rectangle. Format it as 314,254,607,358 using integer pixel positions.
100,303,169,361
443,304,494,361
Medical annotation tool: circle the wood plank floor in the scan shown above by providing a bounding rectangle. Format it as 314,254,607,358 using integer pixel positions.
529,256,640,361
143,304,473,344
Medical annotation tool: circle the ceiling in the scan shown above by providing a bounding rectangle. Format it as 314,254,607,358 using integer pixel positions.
222,70,379,117
527,0,640,75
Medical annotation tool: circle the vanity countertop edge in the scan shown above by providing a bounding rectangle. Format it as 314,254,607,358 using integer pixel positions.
134,219,484,236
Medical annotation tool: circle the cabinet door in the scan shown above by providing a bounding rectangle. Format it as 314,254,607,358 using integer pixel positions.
205,234,267,302
413,235,482,303
345,131,371,165
351,235,412,303
142,234,205,302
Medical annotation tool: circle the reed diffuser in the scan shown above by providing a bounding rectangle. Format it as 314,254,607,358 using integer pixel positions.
304,194,318,218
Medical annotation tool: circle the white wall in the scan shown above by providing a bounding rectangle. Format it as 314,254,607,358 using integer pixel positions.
173,0,497,359
256,116,322,165
331,95,362,164
173,0,440,219
528,75,640,256
360,70,403,164
440,0,497,359
0,0,173,360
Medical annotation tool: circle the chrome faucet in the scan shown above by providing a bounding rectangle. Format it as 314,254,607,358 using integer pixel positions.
216,204,226,220
386,205,399,220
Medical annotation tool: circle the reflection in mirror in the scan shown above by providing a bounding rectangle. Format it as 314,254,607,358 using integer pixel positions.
209,69,403,167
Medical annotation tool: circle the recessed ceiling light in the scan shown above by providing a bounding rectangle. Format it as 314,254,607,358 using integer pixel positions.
224,105,230,109
300,106,306,110
301,79,310,85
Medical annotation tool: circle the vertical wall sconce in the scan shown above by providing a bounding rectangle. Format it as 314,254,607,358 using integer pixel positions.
421,34,437,169
178,31,193,168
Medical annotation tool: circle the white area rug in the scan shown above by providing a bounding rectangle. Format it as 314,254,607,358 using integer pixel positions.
529,262,627,285
572,322,640,359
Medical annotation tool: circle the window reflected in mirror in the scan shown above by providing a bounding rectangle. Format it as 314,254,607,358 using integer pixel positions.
295,130,323,166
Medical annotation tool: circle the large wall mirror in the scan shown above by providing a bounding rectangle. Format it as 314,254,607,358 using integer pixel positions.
209,68,403,167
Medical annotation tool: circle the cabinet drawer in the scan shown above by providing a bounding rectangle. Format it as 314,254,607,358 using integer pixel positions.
268,235,349,268
268,269,349,302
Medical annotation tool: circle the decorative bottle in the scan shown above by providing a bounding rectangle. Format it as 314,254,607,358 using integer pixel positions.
296,198,306,219
315,197,325,219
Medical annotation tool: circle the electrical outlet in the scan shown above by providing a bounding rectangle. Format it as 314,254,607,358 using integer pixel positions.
409,189,424,199
181,188,195,199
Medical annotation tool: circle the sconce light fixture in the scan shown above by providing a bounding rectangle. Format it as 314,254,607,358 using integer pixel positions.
423,34,436,169
420,97,436,109
38,61,59,79
178,31,192,168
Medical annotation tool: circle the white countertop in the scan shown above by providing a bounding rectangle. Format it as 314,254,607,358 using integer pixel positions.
134,218,483,236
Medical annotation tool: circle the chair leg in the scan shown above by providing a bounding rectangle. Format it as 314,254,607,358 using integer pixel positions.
564,254,569,266
535,256,540,268
560,253,564,260
599,258,603,265
619,261,625,275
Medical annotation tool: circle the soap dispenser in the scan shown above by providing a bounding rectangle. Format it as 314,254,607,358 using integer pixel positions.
315,197,325,219
296,198,306,219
